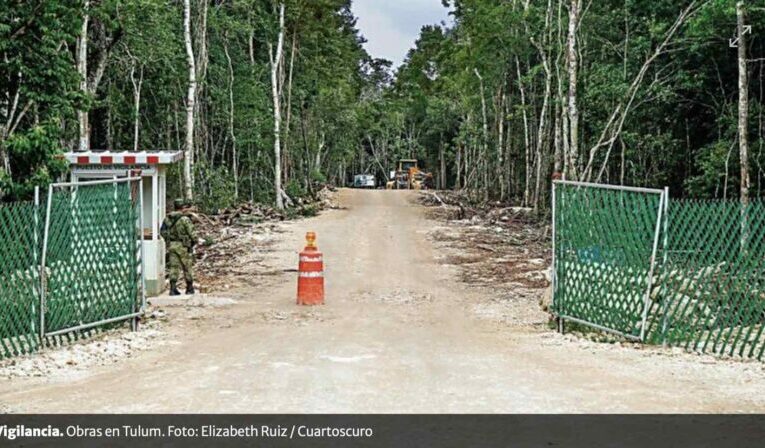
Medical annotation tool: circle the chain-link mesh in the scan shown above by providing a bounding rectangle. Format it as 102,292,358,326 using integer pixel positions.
553,182,663,338
554,181,765,360
0,179,142,359
44,181,141,334
0,200,42,357
644,200,765,359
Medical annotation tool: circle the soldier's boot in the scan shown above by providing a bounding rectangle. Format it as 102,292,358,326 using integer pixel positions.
186,281,195,295
169,281,181,296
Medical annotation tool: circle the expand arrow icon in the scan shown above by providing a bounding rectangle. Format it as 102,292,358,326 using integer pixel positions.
730,25,752,48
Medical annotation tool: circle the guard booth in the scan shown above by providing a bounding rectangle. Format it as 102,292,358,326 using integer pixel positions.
64,151,184,296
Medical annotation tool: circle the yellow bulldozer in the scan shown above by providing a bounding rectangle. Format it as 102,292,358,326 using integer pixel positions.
385,159,433,190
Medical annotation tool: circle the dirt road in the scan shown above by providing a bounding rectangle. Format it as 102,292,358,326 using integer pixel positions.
1,189,764,413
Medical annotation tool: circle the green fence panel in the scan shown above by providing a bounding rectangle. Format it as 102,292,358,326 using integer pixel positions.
44,182,140,334
553,182,663,338
0,200,42,357
646,200,765,360
554,181,765,361
0,179,141,360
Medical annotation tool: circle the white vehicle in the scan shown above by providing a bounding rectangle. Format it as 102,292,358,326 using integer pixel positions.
353,174,376,188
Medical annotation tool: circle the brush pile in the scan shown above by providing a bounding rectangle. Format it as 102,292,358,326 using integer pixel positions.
419,190,536,225
181,186,338,291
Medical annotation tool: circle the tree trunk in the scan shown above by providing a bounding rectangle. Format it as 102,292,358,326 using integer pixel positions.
497,93,505,200
534,62,551,210
223,38,238,200
271,3,286,210
455,143,462,190
183,0,196,200
530,3,552,210
566,0,580,179
737,1,750,250
440,139,446,190
77,0,90,152
129,61,143,153
516,58,531,205
738,1,750,205
1,70,30,178
191,0,208,181
283,32,297,178
474,68,489,200
556,0,569,176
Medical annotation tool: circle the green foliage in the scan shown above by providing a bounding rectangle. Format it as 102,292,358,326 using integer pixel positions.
0,0,82,200
4,0,765,210
1,122,68,200
195,165,237,214
310,169,327,184
685,140,738,199
285,178,306,201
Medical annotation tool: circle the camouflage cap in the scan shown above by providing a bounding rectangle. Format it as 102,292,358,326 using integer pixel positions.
173,198,189,209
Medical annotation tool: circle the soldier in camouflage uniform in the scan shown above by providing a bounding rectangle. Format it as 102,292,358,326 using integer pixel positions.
161,199,196,295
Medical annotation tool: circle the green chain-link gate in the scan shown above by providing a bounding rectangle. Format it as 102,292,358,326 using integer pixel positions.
553,180,765,360
552,181,665,340
0,199,43,357
0,178,144,359
646,200,765,359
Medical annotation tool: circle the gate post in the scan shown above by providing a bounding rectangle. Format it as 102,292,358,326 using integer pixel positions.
39,184,54,340
552,181,558,332
32,187,40,339
660,187,670,346
133,177,146,331
552,181,565,334
639,187,667,342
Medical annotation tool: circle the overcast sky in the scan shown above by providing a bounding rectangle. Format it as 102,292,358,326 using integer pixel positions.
351,0,452,69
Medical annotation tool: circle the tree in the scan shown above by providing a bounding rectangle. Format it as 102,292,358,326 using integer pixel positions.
270,2,285,210
565,0,580,179
183,0,196,200
4,0,765,212
737,1,749,205
737,0,750,250
0,1,81,200
77,0,90,152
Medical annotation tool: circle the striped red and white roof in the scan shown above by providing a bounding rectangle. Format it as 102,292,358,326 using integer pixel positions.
64,151,184,166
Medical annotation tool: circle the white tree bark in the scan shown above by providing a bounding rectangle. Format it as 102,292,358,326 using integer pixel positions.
556,0,569,175
550,0,562,174
497,93,505,199
473,68,489,199
529,1,552,209
193,0,208,170
130,65,143,152
77,0,90,152
737,1,750,251
534,53,551,209
521,0,553,206
270,3,286,209
1,69,31,177
127,49,143,153
183,0,196,200
737,1,749,205
515,58,531,205
223,39,238,200
565,0,580,179
282,32,297,181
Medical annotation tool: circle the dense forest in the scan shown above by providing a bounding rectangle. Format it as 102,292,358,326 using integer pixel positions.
1,0,764,210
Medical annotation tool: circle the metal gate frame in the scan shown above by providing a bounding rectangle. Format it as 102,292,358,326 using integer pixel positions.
39,176,145,338
552,180,667,341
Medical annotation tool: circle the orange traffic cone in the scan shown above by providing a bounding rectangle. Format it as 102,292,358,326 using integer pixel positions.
297,232,324,305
